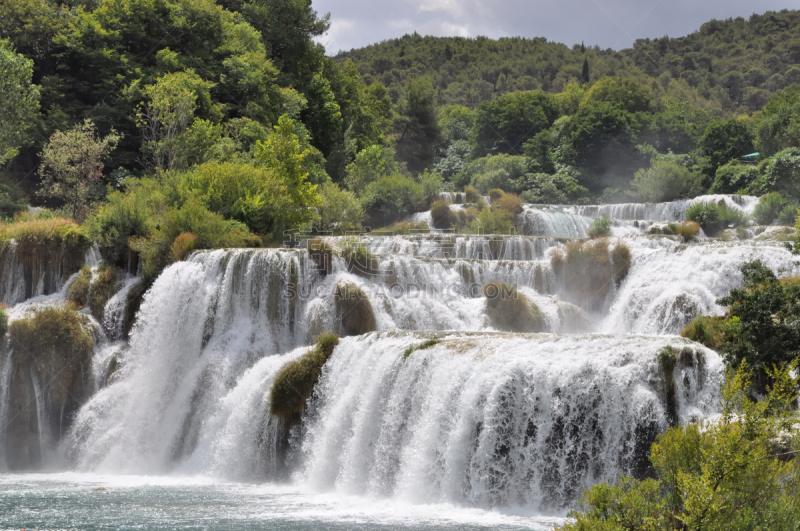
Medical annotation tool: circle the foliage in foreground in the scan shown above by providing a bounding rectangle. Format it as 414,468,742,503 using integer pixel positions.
558,364,800,531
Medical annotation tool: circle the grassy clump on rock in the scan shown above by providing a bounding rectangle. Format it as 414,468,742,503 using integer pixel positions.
9,307,94,406
341,240,379,277
0,216,91,279
89,264,120,321
334,280,377,336
680,315,727,352
551,239,631,310
483,281,547,333
68,265,92,307
308,237,333,276
430,200,457,229
269,332,339,419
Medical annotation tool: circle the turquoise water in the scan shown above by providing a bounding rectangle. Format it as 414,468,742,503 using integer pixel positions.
0,474,566,530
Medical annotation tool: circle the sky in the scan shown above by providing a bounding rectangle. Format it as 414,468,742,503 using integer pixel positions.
312,0,800,55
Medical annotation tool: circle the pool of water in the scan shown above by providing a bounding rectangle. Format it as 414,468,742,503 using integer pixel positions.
0,474,567,530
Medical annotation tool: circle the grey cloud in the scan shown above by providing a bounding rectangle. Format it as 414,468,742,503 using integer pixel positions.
314,0,798,54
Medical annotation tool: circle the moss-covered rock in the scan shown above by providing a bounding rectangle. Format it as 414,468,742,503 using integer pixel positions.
483,282,547,333
308,237,333,276
269,332,339,420
334,280,377,336
403,338,441,359
89,264,120,321
341,240,379,277
67,265,92,308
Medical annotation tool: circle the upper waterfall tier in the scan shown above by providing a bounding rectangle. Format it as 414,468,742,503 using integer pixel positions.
299,331,723,511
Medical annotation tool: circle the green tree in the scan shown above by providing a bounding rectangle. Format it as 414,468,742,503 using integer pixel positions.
582,77,651,113
472,91,560,157
0,39,40,166
629,159,702,202
38,120,120,220
317,182,363,234
568,101,639,175
757,84,800,156
763,147,800,199
699,119,755,170
344,145,398,192
393,77,441,173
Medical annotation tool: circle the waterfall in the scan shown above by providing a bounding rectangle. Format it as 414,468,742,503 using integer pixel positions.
101,276,141,340
299,332,723,511
30,368,50,468
365,235,573,261
0,348,12,471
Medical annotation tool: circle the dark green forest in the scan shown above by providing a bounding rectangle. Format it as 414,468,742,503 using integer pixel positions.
1,2,800,280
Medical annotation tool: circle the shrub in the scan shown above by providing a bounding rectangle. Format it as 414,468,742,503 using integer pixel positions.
551,239,630,310
340,240,379,277
360,174,427,228
464,185,480,203
777,204,798,226
456,206,480,232
483,282,547,333
762,147,800,198
89,264,120,321
318,182,364,234
307,237,333,276
470,207,516,234
463,154,528,193
0,173,29,219
680,316,726,351
487,188,504,202
685,202,748,235
169,233,199,262
334,280,377,336
753,192,790,225
87,186,153,268
493,192,523,215
587,215,612,238
430,200,457,229
68,265,92,308
9,307,94,406
372,221,430,235
710,160,759,194
269,332,340,419
676,221,700,241
0,305,7,337
0,216,91,277
629,160,703,203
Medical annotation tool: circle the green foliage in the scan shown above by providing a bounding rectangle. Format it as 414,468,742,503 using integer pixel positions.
334,280,376,336
559,365,800,531
459,154,529,194
699,119,755,170
38,120,120,221
317,182,364,234
373,220,430,235
676,221,700,241
345,145,398,192
89,264,120,320
681,315,726,351
518,170,588,204
9,307,94,406
629,160,703,202
587,215,612,238
68,265,92,308
402,338,440,360
393,77,440,173
568,101,639,175
685,202,749,235
757,84,800,156
0,173,29,219
0,39,39,166
754,192,791,225
710,160,759,194
762,147,800,199
269,332,339,420
582,77,651,113
340,240,378,277
482,282,547,333
0,216,91,276
430,199,456,230
471,207,515,234
0,305,7,338
716,260,800,388
360,174,428,228
472,91,560,157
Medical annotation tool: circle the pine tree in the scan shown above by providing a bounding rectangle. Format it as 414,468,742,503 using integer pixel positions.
581,57,590,84
580,41,586,53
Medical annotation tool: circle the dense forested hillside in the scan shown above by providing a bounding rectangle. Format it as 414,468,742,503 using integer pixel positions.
338,10,800,114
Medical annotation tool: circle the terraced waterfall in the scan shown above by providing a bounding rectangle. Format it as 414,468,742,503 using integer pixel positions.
1,194,798,527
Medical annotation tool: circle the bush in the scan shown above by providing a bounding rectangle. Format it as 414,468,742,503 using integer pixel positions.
430,199,457,229
464,185,480,203
9,307,94,406
487,188,504,202
318,182,364,234
456,206,480,232
0,173,28,219
340,240,379,277
676,221,700,240
0,216,91,276
360,174,427,228
551,239,630,310
169,233,199,262
493,192,523,215
610,242,631,282
753,192,790,225
685,202,749,236
87,186,153,267
470,207,515,234
680,315,725,351
777,204,799,226
68,265,92,308
334,280,377,336
269,332,339,419
89,264,120,321
587,215,612,238
483,282,547,333
762,147,800,198
710,160,759,194
372,221,430,234
629,160,703,203
0,305,7,337
461,154,528,194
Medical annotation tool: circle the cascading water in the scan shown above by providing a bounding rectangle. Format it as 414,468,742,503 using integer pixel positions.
2,192,798,527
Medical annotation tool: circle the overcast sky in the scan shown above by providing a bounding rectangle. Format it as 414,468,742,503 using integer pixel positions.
313,0,800,55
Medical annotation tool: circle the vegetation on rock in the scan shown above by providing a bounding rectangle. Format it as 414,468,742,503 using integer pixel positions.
483,281,547,333
334,280,376,336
